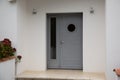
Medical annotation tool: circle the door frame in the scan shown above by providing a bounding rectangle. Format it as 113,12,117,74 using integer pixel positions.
46,12,83,70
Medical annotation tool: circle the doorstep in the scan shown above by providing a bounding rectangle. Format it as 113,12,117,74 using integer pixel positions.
15,69,106,80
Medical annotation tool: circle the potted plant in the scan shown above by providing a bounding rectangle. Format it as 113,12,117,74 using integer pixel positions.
0,38,16,80
0,38,16,62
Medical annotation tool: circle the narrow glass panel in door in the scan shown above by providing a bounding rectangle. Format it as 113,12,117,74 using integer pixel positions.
47,15,60,68
50,17,56,59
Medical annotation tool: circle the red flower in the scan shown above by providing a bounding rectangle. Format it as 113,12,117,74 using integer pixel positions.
17,55,22,60
2,38,11,46
0,38,16,59
13,48,16,52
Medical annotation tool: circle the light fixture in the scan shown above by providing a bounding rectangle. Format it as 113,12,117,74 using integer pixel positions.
8,0,16,3
32,8,37,14
90,7,94,14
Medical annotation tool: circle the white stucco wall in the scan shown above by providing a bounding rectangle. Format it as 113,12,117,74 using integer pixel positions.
0,0,106,75
17,0,28,74
0,0,17,46
0,0,17,79
106,0,120,80
17,0,105,73
0,59,15,80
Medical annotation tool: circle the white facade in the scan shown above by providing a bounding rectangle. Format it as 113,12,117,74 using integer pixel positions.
106,0,120,80
0,59,15,80
0,0,17,46
26,0,105,72
18,0,105,73
1,0,120,80
0,1,17,80
1,0,106,73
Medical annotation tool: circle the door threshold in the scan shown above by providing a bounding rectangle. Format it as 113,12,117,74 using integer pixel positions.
16,70,105,80
47,68,83,71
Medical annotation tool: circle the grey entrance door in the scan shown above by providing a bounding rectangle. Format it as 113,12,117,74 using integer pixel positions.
47,13,83,69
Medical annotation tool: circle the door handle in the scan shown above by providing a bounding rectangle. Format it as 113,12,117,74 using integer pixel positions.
60,41,64,44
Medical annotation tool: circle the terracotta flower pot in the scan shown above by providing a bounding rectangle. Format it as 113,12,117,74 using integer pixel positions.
0,56,15,63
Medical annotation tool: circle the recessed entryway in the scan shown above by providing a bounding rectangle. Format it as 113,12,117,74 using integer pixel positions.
47,13,83,70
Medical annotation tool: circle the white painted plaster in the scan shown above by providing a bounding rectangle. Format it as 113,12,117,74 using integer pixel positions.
0,59,15,80
0,0,106,75
0,0,17,46
16,0,28,75
0,0,16,79
106,0,120,80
